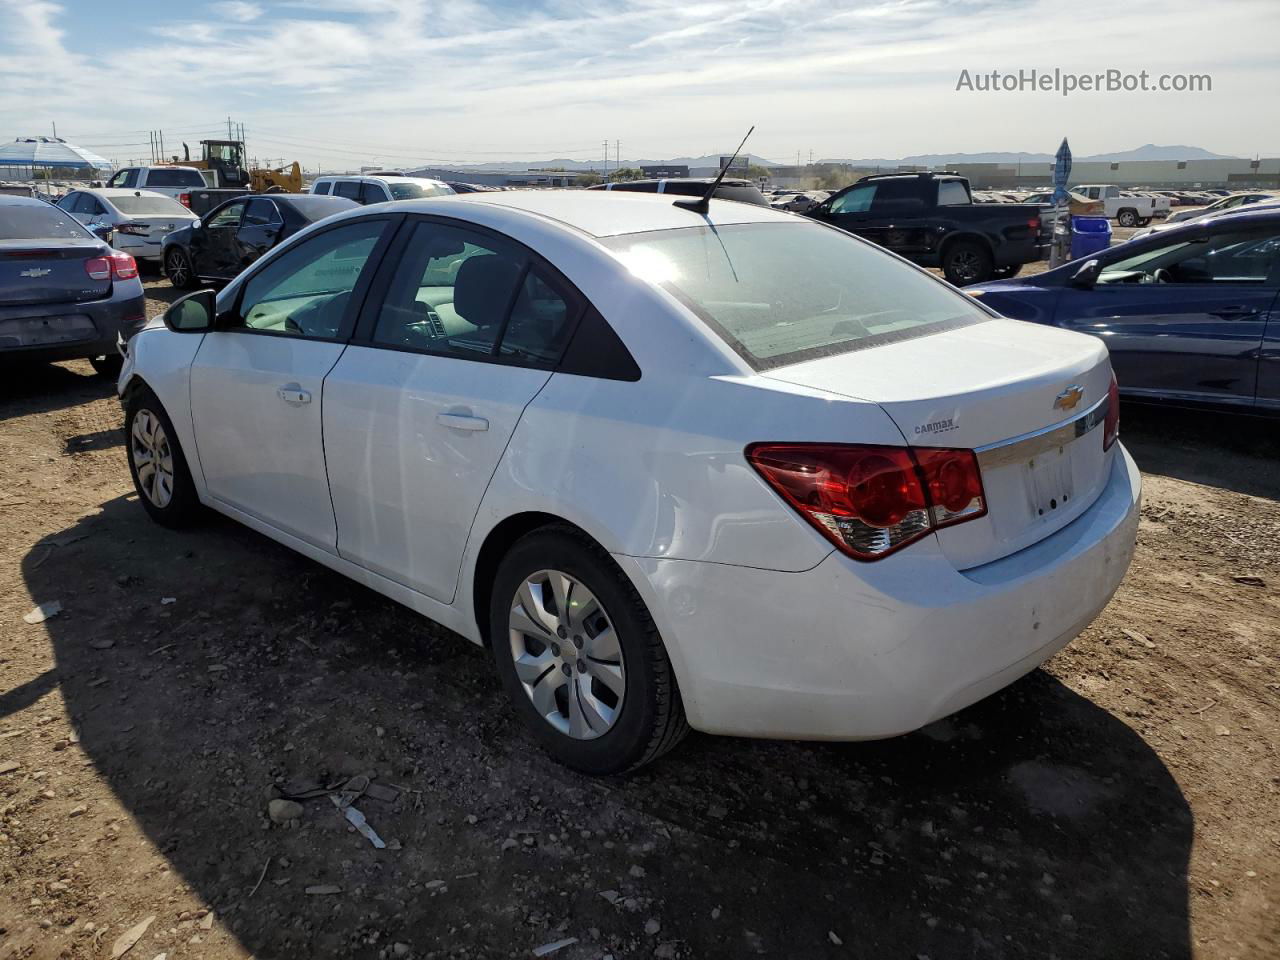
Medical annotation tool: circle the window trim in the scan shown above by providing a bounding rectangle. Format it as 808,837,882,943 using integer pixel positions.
218,214,403,344
350,213,590,371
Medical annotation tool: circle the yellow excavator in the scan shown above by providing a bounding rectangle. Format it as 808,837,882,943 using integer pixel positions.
180,139,303,194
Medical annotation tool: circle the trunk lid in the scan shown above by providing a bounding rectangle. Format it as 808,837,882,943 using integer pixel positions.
0,239,111,306
764,317,1115,569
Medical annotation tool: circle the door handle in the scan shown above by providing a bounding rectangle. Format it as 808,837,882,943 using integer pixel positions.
436,412,489,431
1212,306,1260,321
277,385,311,405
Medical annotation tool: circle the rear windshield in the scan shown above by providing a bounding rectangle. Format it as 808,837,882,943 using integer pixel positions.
602,222,988,369
145,169,205,187
387,181,455,200
111,195,191,215
0,204,90,241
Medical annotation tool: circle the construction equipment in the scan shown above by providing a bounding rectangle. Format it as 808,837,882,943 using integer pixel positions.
180,140,303,194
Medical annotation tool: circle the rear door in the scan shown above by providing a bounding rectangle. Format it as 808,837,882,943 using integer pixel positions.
332,180,362,204
189,217,393,550
236,198,283,269
323,216,580,602
1055,224,1280,409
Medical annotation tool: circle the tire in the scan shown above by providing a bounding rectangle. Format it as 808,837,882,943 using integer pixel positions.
1138,217,1152,227
990,264,1023,280
490,527,688,775
1117,209,1138,228
941,239,994,286
165,248,197,290
89,354,123,378
124,386,201,528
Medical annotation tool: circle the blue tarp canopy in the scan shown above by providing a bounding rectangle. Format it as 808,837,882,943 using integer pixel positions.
0,137,112,171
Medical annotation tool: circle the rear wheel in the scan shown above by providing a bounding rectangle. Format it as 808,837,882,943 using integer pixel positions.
125,387,200,527
942,240,993,286
1117,209,1139,228
490,528,688,774
165,248,196,290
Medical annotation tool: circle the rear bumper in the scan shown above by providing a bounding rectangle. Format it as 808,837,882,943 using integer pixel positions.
0,284,147,362
617,444,1141,740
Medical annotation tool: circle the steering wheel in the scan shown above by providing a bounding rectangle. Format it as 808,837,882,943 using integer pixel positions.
1150,267,1174,284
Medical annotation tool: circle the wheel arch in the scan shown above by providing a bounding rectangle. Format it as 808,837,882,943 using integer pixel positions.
939,230,994,257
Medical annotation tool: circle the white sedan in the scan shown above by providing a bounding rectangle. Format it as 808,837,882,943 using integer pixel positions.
55,187,197,264
117,191,1140,774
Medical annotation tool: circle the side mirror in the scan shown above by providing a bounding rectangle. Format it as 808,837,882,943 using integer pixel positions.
1069,258,1102,289
163,289,216,333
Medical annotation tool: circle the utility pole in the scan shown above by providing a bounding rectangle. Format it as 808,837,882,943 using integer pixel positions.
615,140,620,173
52,121,57,139
602,140,609,177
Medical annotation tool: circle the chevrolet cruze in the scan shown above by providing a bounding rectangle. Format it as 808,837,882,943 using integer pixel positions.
117,191,1140,774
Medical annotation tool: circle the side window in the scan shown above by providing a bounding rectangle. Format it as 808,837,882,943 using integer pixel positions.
372,221,526,359
242,198,282,227
359,182,388,204
829,184,875,214
235,220,386,338
83,197,106,216
936,180,970,206
56,193,79,212
332,181,362,201
207,201,246,229
498,269,577,365
1101,230,1280,285
107,170,132,188
119,169,139,189
868,179,926,215
313,181,332,195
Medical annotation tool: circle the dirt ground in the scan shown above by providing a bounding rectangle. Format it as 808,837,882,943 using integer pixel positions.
0,275,1277,960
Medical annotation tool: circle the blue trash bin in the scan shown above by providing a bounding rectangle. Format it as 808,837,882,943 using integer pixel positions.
1070,216,1112,260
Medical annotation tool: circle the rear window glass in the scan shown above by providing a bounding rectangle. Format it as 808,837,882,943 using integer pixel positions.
144,169,205,187
602,222,988,370
0,203,90,241
387,181,455,200
111,195,191,215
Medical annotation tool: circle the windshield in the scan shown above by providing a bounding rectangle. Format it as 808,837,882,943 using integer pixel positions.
387,181,454,199
602,222,988,369
0,204,91,241
111,195,192,215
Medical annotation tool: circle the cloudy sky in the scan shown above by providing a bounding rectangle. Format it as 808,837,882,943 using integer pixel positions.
0,0,1276,170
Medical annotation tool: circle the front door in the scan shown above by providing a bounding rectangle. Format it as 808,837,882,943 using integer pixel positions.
195,199,247,279
1056,224,1280,408
235,198,283,271
323,217,579,602
189,217,391,550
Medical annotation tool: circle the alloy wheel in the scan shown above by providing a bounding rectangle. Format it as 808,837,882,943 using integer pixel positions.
950,250,980,283
131,409,175,509
508,569,626,740
167,251,189,286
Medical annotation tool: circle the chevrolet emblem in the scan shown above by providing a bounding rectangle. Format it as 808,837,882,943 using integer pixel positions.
1054,385,1085,411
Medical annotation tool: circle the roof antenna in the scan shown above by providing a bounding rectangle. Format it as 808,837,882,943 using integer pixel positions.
674,125,755,215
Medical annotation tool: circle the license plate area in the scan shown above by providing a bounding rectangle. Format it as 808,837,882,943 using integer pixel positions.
1022,442,1075,521
0,314,97,347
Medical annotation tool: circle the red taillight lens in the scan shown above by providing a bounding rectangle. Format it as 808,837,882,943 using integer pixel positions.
179,193,191,207
116,221,149,237
746,443,986,561
84,256,111,280
1103,372,1120,450
109,252,138,280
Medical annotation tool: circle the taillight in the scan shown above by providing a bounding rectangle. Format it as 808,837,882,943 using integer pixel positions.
179,193,191,207
116,221,149,236
1103,372,1120,450
84,253,138,282
746,443,987,561
1027,217,1041,230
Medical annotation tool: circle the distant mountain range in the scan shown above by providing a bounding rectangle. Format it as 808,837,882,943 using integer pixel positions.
410,144,1240,176
828,144,1240,166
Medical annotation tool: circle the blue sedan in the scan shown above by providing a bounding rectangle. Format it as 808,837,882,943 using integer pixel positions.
969,207,1280,415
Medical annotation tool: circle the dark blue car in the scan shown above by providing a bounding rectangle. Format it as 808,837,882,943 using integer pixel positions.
969,207,1280,416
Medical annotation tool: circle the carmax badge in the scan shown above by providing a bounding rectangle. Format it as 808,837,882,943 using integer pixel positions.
19,268,51,278
1054,385,1085,411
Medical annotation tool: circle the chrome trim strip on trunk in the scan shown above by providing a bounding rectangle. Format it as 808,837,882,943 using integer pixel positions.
974,395,1109,469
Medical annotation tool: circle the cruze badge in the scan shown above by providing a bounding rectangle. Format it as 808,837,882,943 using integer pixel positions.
1054,385,1085,411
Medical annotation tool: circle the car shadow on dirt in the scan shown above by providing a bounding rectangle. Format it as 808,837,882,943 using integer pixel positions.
1121,401,1280,501
21,495,1193,960
0,361,115,423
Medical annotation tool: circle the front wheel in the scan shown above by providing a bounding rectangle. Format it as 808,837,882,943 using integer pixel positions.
490,528,688,774
942,240,993,286
165,248,197,290
125,387,201,527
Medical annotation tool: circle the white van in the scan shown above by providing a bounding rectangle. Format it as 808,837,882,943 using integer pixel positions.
310,175,454,205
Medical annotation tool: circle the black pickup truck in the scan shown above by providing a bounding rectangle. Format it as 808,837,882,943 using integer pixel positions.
806,173,1049,285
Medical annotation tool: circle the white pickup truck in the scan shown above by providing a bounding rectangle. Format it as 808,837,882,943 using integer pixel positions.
1072,184,1171,227
104,166,208,206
